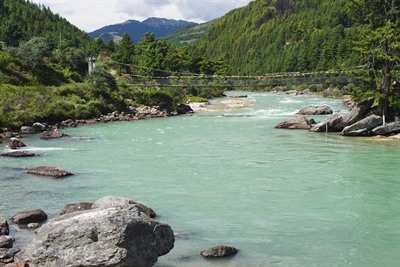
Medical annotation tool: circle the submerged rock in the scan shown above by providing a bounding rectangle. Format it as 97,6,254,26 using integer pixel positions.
23,204,174,267
41,127,68,140
11,209,48,225
27,166,73,178
1,151,38,157
200,245,238,258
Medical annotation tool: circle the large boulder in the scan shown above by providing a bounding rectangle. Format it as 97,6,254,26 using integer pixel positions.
200,245,238,258
372,121,400,136
296,105,333,115
11,209,48,225
92,196,157,219
342,97,374,126
27,166,73,178
275,116,312,130
7,138,26,149
23,204,174,267
342,115,383,136
0,217,9,235
310,114,345,132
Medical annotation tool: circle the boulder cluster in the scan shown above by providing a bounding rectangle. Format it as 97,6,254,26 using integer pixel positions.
275,98,400,138
0,196,175,267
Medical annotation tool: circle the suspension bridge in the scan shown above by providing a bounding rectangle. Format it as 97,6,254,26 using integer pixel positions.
109,60,364,88
126,73,357,88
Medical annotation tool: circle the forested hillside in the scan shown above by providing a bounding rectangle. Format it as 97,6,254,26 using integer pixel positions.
160,21,212,46
0,0,97,85
199,0,364,75
0,0,93,49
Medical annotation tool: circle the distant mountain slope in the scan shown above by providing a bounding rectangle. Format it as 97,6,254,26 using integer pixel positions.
199,0,365,75
160,21,212,46
89,17,197,43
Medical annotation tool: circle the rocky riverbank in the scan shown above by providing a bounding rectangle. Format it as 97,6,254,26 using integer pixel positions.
275,97,400,138
0,104,193,143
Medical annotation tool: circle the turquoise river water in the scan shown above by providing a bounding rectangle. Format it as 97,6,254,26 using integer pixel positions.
1,92,399,267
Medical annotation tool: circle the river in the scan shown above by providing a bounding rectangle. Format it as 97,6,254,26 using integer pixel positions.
1,92,399,267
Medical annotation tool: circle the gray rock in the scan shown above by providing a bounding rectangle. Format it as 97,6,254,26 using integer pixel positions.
11,209,48,225
8,138,26,149
20,126,35,134
41,128,68,140
275,116,312,130
372,121,400,136
310,114,344,132
23,205,174,267
0,217,9,235
4,259,29,267
0,248,20,264
296,105,333,115
0,236,13,249
342,97,374,126
1,151,38,157
177,104,194,115
27,166,73,178
200,245,238,258
32,123,47,132
342,115,383,136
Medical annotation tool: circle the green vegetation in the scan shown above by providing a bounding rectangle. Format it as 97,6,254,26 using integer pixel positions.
197,0,399,116
160,22,212,46
0,0,399,130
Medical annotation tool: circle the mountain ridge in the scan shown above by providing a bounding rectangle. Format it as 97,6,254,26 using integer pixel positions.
89,17,198,43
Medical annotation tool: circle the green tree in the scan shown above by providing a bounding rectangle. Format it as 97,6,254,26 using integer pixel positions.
13,37,49,70
86,66,118,91
351,0,400,117
112,33,135,70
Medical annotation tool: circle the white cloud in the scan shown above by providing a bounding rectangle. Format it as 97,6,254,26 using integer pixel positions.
29,0,252,32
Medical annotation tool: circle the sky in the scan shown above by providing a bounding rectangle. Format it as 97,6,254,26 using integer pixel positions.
29,0,253,32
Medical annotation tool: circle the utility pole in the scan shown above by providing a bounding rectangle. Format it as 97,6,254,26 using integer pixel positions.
88,57,96,73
